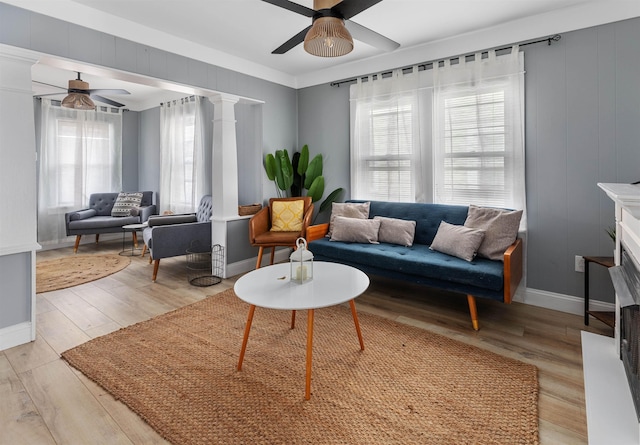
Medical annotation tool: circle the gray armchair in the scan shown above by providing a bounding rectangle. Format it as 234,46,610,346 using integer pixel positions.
142,195,213,281
65,191,156,252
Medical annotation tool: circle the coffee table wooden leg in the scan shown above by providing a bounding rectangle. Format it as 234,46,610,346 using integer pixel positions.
291,310,296,329
238,304,256,371
349,299,365,351
305,309,314,400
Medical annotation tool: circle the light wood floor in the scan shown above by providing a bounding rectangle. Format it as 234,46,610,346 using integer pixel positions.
1,240,612,445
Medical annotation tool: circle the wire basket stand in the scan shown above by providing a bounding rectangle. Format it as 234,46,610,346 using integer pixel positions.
186,242,223,286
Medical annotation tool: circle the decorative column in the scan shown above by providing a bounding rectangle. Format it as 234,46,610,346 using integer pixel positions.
0,44,41,350
208,93,240,278
210,93,240,219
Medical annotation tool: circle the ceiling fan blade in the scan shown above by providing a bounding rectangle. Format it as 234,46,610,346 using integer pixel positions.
272,25,312,54
345,20,400,52
332,0,383,20
32,80,67,91
34,92,66,98
261,0,315,17
88,88,131,95
90,94,125,108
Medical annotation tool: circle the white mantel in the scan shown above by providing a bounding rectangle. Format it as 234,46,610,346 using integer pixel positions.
582,183,640,444
599,183,640,219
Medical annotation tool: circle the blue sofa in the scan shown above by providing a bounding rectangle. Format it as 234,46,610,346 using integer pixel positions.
306,200,523,330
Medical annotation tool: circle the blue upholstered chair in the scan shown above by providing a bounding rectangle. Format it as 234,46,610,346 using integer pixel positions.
142,195,213,281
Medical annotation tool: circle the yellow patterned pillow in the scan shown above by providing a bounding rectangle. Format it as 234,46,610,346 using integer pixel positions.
271,200,304,232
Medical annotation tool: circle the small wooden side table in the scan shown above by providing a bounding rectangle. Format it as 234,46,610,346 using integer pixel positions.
583,255,615,327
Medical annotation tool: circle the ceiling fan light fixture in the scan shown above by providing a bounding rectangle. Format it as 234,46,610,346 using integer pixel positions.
61,77,96,110
304,16,353,57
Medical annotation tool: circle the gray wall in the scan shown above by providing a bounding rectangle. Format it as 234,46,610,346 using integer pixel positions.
0,2,297,331
0,252,32,328
297,17,640,303
121,109,139,192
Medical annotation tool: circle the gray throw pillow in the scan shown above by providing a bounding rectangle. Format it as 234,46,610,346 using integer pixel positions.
330,216,381,244
464,205,523,261
374,216,416,247
430,221,485,262
327,202,370,237
111,192,143,217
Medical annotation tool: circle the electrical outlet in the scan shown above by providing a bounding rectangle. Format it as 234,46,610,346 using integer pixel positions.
575,255,585,273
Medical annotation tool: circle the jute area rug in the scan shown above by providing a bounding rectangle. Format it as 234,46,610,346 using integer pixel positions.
62,289,539,445
36,254,130,293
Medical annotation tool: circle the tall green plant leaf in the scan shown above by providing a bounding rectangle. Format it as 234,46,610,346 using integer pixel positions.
319,187,344,214
277,149,294,192
297,144,309,176
307,176,325,202
264,154,277,181
304,154,323,190
274,150,286,191
291,151,302,197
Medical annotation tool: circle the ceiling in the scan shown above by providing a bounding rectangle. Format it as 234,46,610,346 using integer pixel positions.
12,0,640,111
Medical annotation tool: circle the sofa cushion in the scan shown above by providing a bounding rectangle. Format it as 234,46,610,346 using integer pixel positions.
464,205,522,261
69,209,97,221
328,202,370,237
271,199,304,232
430,221,485,262
309,237,504,292
111,192,143,217
374,216,416,247
330,216,381,244
148,214,197,227
68,215,139,231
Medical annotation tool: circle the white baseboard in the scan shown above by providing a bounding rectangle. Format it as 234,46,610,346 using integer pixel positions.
226,249,290,278
514,287,614,316
0,321,34,352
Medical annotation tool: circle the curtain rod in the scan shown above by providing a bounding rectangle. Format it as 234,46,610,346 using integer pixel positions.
329,34,561,87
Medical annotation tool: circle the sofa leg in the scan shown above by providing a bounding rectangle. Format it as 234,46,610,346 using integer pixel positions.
152,259,160,282
255,247,265,269
73,235,82,253
141,245,147,257
467,295,479,331
132,231,138,248
95,234,100,244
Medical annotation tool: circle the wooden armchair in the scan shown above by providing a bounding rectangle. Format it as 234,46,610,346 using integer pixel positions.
249,197,314,269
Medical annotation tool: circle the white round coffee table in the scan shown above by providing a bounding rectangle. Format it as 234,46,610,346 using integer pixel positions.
234,261,370,400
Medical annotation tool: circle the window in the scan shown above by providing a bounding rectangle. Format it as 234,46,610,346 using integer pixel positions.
360,102,414,201
350,48,525,226
350,71,425,202
55,119,115,207
37,100,122,245
159,96,206,214
435,89,509,207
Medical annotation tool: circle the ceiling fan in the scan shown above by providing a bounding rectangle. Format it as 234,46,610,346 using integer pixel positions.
35,72,131,109
263,0,400,57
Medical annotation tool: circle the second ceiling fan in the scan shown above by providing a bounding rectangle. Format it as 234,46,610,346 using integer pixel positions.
263,0,400,57
36,72,130,110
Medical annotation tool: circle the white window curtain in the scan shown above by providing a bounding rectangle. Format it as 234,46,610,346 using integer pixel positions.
37,99,122,246
350,68,430,202
159,96,206,214
433,46,526,229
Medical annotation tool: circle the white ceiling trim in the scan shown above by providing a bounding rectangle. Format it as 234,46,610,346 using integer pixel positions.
297,1,640,88
4,0,640,90
2,0,298,88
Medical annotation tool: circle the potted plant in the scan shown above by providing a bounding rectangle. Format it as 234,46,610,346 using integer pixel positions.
264,145,344,220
